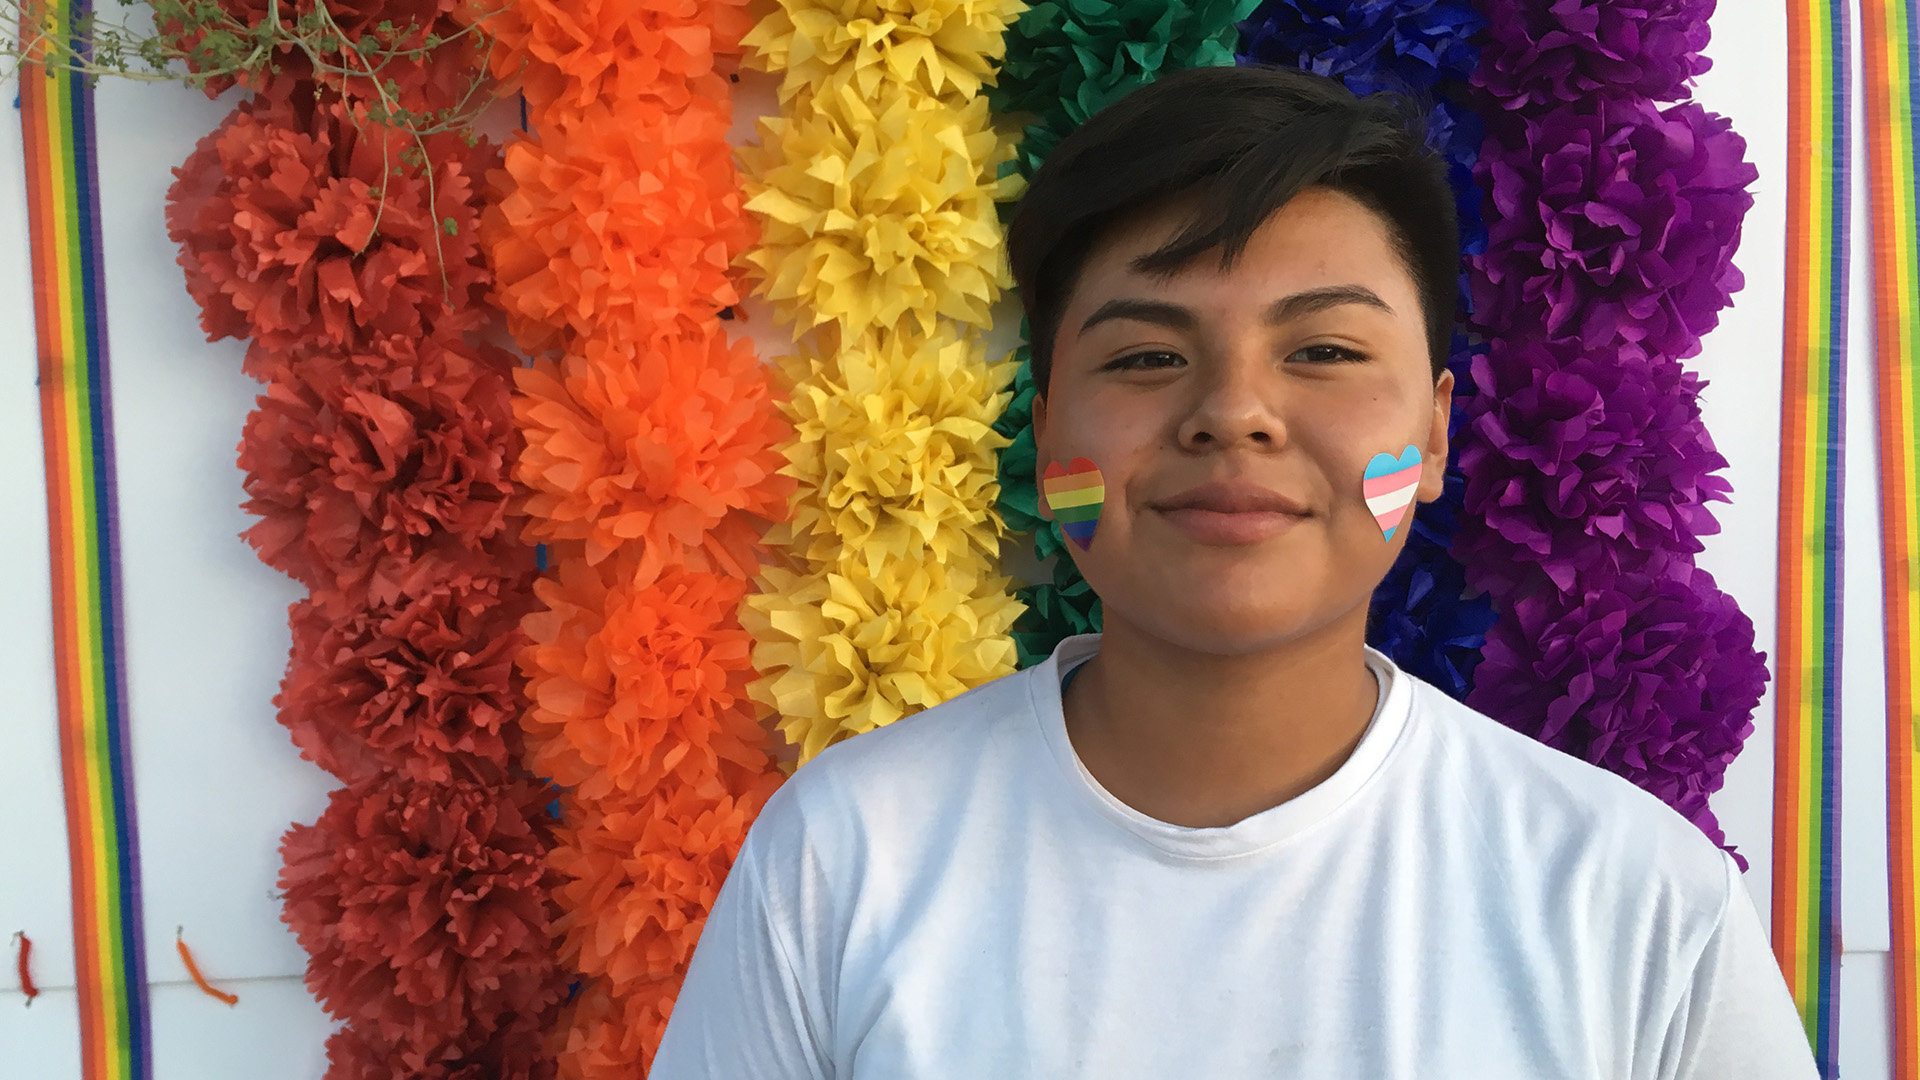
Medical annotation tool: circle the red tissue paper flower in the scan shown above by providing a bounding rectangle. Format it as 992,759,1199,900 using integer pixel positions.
321,1014,556,1080
481,96,754,355
517,552,776,801
168,93,496,361
280,773,567,1072
278,577,531,787
238,333,525,607
161,0,483,112
471,0,751,122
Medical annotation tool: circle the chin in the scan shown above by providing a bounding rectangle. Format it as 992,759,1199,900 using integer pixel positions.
1108,595,1334,657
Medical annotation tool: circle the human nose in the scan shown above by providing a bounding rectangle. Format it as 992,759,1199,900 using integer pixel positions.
1175,349,1286,451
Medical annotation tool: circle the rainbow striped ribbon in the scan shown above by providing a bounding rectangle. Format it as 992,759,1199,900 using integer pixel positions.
1866,1,1920,1075
1774,0,1851,1072
19,0,153,1076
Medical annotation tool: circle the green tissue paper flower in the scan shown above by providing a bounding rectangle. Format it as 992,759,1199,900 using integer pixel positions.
991,0,1260,178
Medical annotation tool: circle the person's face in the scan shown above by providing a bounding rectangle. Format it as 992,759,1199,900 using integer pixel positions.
1031,186,1453,656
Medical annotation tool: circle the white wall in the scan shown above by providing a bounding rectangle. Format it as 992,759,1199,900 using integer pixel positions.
0,6,1876,1076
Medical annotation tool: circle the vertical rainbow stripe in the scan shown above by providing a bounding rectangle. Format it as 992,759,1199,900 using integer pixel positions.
1866,1,1920,1075
20,0,153,1077
1774,0,1851,1073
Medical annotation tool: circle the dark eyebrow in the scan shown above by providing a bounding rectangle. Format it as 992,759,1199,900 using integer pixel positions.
1078,298,1197,336
1265,285,1395,324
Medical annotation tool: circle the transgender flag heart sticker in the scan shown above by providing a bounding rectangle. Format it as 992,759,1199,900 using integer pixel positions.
1041,458,1105,551
1362,445,1422,541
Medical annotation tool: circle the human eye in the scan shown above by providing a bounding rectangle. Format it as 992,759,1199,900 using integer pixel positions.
1286,342,1369,365
1103,350,1187,372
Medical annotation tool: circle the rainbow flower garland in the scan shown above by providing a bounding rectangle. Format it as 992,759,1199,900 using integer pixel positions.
20,0,153,1073
164,9,566,1077
477,0,793,1072
737,0,1026,762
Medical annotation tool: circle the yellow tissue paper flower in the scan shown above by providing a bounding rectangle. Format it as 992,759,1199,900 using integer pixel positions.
740,82,1013,341
741,556,1022,762
767,330,1017,576
742,0,1027,105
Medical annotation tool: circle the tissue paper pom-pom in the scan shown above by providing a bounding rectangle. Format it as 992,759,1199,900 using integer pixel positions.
512,328,792,574
472,0,750,121
516,552,776,800
1467,565,1766,860
482,97,753,354
321,1016,555,1080
167,94,494,356
1474,0,1714,110
551,981,669,1080
1367,468,1496,702
279,774,566,1065
239,334,521,604
1452,338,1731,598
278,581,527,787
160,0,482,107
992,0,1258,177
1234,0,1479,94
549,778,778,992
769,331,1016,574
741,0,1025,104
1470,97,1756,362
740,83,1011,341
1009,558,1100,668
742,557,1021,760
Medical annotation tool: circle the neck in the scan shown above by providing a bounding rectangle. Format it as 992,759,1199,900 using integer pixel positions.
1062,607,1380,829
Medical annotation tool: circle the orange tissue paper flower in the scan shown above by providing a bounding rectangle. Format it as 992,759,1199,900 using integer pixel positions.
472,0,752,121
168,94,496,359
511,327,793,572
548,776,778,995
516,553,775,801
482,98,755,354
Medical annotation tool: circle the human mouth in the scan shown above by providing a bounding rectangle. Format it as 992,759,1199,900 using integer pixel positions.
1150,482,1309,546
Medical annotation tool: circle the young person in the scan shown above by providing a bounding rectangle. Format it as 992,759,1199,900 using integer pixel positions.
652,65,1815,1078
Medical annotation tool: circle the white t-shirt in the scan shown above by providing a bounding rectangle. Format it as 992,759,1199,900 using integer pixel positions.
653,634,1816,1079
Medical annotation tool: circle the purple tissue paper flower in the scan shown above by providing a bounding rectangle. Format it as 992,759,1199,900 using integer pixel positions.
1470,97,1757,363
1453,337,1731,599
1467,563,1765,865
1474,0,1715,109
1236,0,1481,94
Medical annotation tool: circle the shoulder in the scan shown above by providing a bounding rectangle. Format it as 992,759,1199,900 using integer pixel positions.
1398,672,1733,922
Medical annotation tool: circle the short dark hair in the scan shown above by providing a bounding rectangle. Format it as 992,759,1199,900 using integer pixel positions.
1008,65,1460,392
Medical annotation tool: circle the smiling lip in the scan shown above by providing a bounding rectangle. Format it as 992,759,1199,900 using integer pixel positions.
1151,482,1309,546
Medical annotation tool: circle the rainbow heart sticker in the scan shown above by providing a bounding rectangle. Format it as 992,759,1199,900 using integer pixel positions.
1362,445,1422,541
1042,458,1105,551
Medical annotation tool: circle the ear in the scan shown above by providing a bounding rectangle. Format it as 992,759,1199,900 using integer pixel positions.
1417,368,1453,504
1031,391,1053,520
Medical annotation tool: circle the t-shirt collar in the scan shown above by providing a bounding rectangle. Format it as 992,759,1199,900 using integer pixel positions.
1027,633,1414,860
